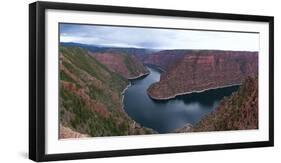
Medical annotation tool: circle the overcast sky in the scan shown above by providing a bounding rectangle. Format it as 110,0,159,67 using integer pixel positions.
60,23,259,51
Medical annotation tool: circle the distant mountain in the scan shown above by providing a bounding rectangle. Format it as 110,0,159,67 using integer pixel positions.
60,42,104,52
147,50,258,100
60,42,158,56
59,46,155,138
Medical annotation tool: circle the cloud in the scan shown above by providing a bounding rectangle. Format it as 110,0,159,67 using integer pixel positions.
60,23,259,51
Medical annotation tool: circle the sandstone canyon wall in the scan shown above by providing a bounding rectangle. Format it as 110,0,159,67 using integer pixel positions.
91,52,149,79
147,50,258,100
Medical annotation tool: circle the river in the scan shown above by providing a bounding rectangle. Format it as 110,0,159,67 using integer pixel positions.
123,66,239,133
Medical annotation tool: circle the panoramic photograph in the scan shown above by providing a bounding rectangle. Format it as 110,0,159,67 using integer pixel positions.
58,23,259,139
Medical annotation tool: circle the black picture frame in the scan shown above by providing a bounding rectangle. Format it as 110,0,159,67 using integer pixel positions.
29,1,274,162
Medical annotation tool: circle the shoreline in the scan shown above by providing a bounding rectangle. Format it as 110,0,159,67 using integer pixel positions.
121,83,131,95
147,83,241,101
144,64,166,73
121,71,151,95
121,70,151,104
127,71,150,80
122,69,152,105
120,71,157,134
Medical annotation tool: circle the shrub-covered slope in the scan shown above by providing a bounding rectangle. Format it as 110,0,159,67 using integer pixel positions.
193,76,258,131
59,46,154,138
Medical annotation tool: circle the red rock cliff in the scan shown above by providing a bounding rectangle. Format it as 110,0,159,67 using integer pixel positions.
141,50,187,70
147,50,258,100
91,52,149,79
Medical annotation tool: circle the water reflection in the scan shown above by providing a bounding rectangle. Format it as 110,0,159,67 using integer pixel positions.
123,66,239,133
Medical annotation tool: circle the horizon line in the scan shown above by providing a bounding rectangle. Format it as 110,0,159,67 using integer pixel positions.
59,41,259,53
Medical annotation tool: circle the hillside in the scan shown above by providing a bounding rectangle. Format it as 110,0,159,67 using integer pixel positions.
147,51,258,100
59,46,155,138
193,76,258,131
91,52,149,79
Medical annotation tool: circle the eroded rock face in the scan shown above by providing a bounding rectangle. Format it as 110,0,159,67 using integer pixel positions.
91,52,149,79
147,51,258,100
141,50,187,70
173,123,193,133
59,125,89,139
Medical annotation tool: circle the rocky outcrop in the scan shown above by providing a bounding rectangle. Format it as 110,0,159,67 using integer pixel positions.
173,123,193,133
147,51,258,100
91,52,149,79
59,125,89,139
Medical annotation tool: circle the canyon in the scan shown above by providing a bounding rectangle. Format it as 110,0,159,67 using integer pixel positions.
146,50,258,100
59,43,259,137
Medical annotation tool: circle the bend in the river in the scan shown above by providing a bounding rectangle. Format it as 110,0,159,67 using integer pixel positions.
123,66,239,133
